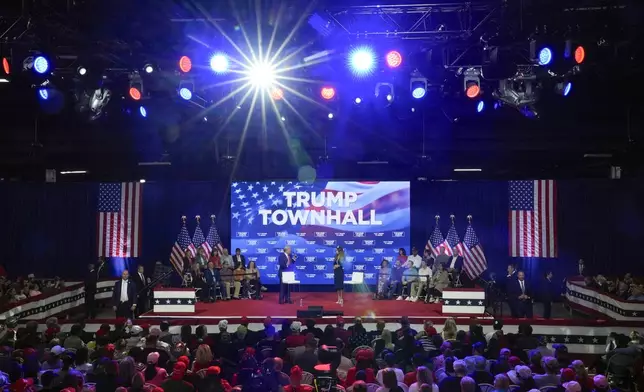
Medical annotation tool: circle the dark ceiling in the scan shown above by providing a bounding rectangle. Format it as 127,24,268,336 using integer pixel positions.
0,0,642,181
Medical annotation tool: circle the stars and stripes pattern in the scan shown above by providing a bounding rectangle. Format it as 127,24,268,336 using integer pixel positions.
462,224,488,279
445,223,464,256
192,223,207,254
97,183,142,257
509,180,557,257
426,225,445,257
204,220,224,255
170,222,194,275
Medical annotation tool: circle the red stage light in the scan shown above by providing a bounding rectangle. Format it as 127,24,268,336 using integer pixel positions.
574,46,585,64
320,87,336,100
129,87,142,101
2,58,9,75
270,87,284,100
179,56,192,73
465,84,480,99
385,51,402,68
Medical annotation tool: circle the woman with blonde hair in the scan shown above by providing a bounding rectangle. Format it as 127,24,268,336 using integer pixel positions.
409,366,438,392
374,329,396,356
334,246,346,305
441,318,457,340
192,343,213,372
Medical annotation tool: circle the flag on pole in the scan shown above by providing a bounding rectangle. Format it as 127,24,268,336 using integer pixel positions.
97,182,142,257
462,218,488,279
425,216,445,257
170,217,194,275
192,216,207,254
204,215,224,255
509,180,558,257
445,217,464,256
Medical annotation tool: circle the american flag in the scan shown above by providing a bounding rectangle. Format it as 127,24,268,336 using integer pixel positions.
509,180,557,257
204,219,224,255
192,223,207,254
462,224,488,279
97,183,142,257
170,221,193,275
425,225,445,257
445,223,464,256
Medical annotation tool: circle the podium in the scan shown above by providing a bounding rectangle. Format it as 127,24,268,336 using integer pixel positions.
153,288,196,313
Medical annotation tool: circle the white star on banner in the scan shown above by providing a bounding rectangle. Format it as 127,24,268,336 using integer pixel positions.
550,337,556,342
232,183,238,187
252,192,258,198
235,188,242,194
271,181,276,185
445,300,450,304
232,212,240,219
263,186,268,192
578,337,584,343
242,201,249,207
177,299,182,304
456,300,461,305
166,300,170,304
278,185,285,191
593,338,598,343
247,185,254,191
467,300,472,305
564,337,570,342
188,299,193,304
478,301,483,305
155,300,159,304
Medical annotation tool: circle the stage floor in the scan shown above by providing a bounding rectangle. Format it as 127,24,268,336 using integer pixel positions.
140,292,445,319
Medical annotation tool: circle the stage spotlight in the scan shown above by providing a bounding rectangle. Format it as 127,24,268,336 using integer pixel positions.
2,57,11,75
412,86,426,99
385,50,402,68
210,54,229,74
555,81,572,96
538,47,553,66
89,87,112,120
476,101,485,113
574,46,585,64
410,71,427,99
139,106,147,118
328,113,334,119
463,68,481,99
129,87,141,100
129,72,144,100
38,88,49,100
280,116,286,122
348,46,376,76
179,56,192,73
270,87,284,100
248,61,275,88
179,87,192,100
375,82,394,101
320,86,336,100
354,97,362,104
33,56,49,74
77,67,87,76
144,64,154,74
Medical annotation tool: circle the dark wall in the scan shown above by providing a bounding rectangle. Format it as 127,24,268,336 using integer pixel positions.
1,179,642,281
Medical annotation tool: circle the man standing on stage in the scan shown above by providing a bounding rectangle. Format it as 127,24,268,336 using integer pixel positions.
508,270,533,318
112,270,137,318
435,246,451,268
221,248,233,270
85,263,98,318
279,246,295,304
132,265,149,315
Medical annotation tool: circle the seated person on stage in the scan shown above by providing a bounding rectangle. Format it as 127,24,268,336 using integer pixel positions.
233,264,245,299
245,261,262,299
409,259,432,302
203,261,219,302
397,265,418,301
377,259,391,299
389,259,404,299
220,262,233,300
209,249,222,269
428,263,450,304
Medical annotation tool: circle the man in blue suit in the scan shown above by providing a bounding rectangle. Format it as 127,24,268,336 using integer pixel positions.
507,270,533,318
112,269,137,318
203,261,219,302
278,246,295,304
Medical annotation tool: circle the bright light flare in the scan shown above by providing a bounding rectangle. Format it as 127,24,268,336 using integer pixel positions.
412,87,426,99
574,46,585,64
247,61,276,88
563,82,572,96
179,56,192,73
465,84,480,99
34,56,49,74
270,87,284,100
2,58,9,75
320,87,336,100
385,50,402,68
139,106,147,117
179,88,192,100
38,88,49,100
538,47,553,66
129,87,142,101
349,47,376,76
477,101,485,113
210,54,230,73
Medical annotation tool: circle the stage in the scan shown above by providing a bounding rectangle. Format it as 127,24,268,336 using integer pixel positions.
140,292,447,320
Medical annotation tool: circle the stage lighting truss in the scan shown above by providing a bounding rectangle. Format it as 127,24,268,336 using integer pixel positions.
492,71,539,110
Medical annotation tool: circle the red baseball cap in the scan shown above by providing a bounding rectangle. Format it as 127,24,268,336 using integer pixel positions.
336,316,344,324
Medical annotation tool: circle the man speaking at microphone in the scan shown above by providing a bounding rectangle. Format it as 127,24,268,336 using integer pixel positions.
279,246,296,304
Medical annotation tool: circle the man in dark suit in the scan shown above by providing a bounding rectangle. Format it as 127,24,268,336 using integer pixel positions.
84,263,98,318
541,271,556,319
505,264,518,315
508,270,533,318
96,257,108,279
233,248,246,270
203,261,218,302
132,265,149,315
278,246,295,304
112,269,137,318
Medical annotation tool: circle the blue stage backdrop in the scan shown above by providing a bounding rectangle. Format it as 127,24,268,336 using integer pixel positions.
1,179,643,281
230,181,411,284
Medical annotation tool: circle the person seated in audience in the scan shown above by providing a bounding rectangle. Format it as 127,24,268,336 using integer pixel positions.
219,262,233,300
286,321,307,348
508,365,536,392
409,260,431,302
492,373,510,392
627,285,644,301
377,259,392,299
302,319,324,340
346,349,376,386
429,263,450,303
460,376,477,392
397,264,418,300
592,375,609,392
232,263,245,299
377,368,404,392
285,365,314,392
294,335,318,373
438,359,468,392
410,366,438,392
468,356,494,385
377,353,404,384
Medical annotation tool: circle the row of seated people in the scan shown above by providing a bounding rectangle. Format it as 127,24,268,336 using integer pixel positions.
375,259,452,303
185,261,263,302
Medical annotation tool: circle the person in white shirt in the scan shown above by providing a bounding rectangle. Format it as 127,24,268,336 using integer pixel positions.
409,260,432,302
407,247,423,269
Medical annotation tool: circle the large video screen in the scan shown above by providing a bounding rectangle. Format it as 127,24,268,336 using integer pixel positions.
230,181,411,284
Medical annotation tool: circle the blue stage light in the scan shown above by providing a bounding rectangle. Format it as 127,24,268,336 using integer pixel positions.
179,88,192,100
538,47,553,66
348,47,375,76
354,97,362,104
34,56,49,74
477,101,485,113
210,54,229,73
563,82,572,96
139,106,147,118
38,88,48,100
412,87,426,99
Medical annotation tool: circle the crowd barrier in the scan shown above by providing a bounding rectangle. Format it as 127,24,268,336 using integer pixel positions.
565,278,644,321
0,279,117,321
